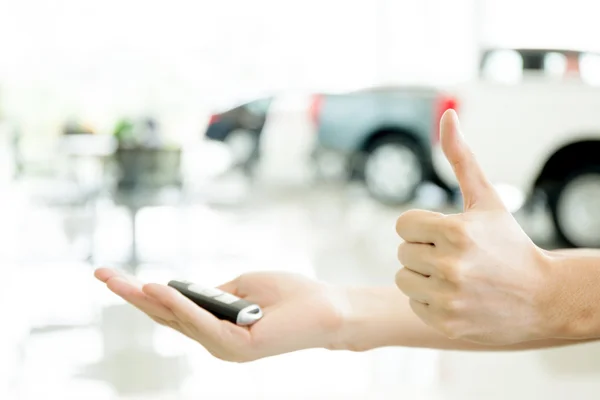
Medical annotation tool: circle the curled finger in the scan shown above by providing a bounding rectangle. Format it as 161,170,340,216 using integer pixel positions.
397,242,436,277
395,267,431,304
396,209,445,245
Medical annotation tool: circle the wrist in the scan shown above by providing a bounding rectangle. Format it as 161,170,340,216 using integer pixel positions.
326,286,403,352
540,249,600,339
530,249,563,340
326,286,373,352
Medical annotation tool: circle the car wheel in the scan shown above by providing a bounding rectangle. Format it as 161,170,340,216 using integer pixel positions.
363,136,424,205
549,167,600,248
224,129,259,166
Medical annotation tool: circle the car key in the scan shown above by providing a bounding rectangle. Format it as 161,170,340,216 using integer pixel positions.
167,280,263,326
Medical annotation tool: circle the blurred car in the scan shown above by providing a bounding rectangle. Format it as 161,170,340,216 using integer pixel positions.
433,48,600,247
204,97,273,167
309,86,455,205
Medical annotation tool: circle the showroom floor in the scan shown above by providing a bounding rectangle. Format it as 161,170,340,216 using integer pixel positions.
1,174,600,400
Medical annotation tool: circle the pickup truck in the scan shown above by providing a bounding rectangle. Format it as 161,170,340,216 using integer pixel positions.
310,86,456,205
433,48,600,248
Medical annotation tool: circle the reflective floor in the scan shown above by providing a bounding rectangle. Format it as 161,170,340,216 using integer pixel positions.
2,172,600,400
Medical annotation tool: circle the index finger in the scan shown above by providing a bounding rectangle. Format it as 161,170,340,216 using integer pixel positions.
143,283,249,345
396,209,445,244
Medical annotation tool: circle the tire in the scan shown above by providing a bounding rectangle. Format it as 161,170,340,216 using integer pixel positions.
224,129,259,167
362,135,425,205
548,166,600,248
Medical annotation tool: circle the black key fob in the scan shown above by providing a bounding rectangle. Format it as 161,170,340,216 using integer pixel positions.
167,280,263,326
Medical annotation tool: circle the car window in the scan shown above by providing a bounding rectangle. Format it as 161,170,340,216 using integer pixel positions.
580,53,600,86
543,52,567,77
481,49,600,84
481,50,523,83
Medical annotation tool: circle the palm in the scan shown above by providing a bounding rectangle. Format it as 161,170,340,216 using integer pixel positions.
234,273,342,357
95,269,341,362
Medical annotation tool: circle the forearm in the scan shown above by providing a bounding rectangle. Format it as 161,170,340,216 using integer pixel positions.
543,250,600,338
333,286,597,352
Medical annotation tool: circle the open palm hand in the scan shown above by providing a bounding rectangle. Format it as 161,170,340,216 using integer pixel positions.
95,268,344,362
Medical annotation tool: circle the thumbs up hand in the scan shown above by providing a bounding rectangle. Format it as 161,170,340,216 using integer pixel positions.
395,110,553,345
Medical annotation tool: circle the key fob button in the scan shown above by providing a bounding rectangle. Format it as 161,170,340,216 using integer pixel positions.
188,284,223,298
214,292,240,305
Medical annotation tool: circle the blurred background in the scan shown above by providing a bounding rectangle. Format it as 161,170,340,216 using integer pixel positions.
1,0,600,398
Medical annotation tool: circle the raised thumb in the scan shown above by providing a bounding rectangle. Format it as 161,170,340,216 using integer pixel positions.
440,109,504,211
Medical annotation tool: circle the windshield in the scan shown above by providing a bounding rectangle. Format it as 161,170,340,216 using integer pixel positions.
480,49,600,85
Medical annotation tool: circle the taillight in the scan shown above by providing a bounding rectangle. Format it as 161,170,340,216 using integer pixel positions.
309,94,323,126
208,114,221,125
433,95,458,143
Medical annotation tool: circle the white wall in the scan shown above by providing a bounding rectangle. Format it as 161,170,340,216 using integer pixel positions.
481,0,600,51
0,0,475,144
374,0,478,85
0,0,598,156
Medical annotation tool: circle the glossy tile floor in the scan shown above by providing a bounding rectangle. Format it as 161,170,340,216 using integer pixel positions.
2,174,600,400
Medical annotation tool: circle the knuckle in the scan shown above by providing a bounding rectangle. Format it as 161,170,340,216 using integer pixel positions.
395,218,403,236
433,257,460,282
395,214,406,235
437,319,461,340
395,209,420,234
394,270,403,289
396,242,407,264
439,296,464,314
394,268,409,290
441,217,471,248
441,260,462,283
408,298,425,315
